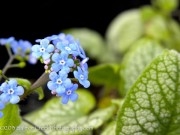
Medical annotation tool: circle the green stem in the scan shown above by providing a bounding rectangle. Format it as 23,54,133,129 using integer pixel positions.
22,117,47,135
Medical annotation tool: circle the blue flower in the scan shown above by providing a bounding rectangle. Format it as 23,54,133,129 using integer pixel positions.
58,83,78,104
0,80,24,104
11,40,32,56
53,33,75,45
0,37,15,45
56,42,79,56
47,71,72,94
0,102,5,118
28,53,38,64
73,66,90,88
51,52,74,72
32,39,55,60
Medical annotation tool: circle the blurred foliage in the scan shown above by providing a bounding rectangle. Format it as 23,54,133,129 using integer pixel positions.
0,104,21,135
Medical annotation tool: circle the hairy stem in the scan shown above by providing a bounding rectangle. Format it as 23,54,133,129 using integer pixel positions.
30,72,49,90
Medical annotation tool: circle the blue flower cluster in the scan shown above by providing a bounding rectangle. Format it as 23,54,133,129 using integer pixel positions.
32,33,90,104
0,79,24,118
0,37,37,64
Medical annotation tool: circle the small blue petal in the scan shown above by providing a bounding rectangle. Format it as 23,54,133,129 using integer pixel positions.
51,63,61,72
42,52,50,60
0,93,10,103
61,95,69,104
69,43,77,50
47,81,57,90
47,44,54,53
32,45,40,52
72,84,78,91
0,102,5,110
32,52,42,58
67,59,74,67
63,79,72,88
70,93,78,102
16,86,24,95
49,72,58,81
61,52,68,59
73,71,79,79
40,39,49,47
56,86,65,94
8,80,17,87
59,70,68,79
81,80,90,88
10,95,20,104
52,53,60,62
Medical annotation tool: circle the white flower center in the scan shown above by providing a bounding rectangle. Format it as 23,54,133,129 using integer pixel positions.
66,90,72,95
80,75,84,80
65,47,71,51
8,89,14,94
40,47,46,52
56,79,62,84
60,60,65,65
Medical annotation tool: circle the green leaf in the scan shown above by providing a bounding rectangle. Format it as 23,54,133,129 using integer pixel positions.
116,50,180,134
145,15,180,51
101,121,116,135
0,104,21,135
152,0,178,13
89,64,120,88
33,87,44,100
167,19,180,51
13,78,31,90
106,9,144,54
64,28,107,62
140,6,157,22
120,38,164,96
145,15,170,41
14,89,96,134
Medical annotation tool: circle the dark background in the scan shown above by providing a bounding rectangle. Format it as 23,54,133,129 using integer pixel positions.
0,0,157,79
0,0,179,114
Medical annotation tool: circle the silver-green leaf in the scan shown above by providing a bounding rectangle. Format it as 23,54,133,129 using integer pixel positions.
120,38,164,96
116,50,180,135
106,9,144,54
14,89,96,135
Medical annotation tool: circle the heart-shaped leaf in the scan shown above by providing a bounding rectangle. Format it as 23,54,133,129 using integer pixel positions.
106,9,144,54
116,50,180,134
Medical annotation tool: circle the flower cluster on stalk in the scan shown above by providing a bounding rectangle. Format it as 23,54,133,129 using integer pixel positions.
32,33,90,104
0,37,37,118
0,37,37,64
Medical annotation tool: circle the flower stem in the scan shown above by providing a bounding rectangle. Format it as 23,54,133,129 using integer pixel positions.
2,55,15,75
0,55,15,81
22,117,47,135
5,45,13,57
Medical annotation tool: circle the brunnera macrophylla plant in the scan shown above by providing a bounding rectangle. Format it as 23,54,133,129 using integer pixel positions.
0,33,90,118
